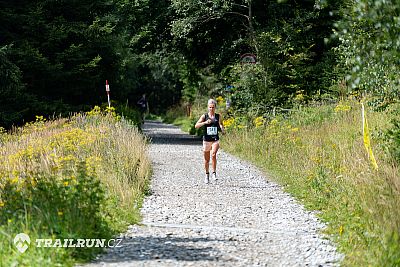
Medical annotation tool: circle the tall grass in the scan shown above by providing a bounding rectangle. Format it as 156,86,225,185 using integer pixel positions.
222,101,400,266
0,107,151,266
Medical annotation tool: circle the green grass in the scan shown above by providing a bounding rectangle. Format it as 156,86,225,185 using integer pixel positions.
222,101,400,266
0,107,152,266
163,105,203,136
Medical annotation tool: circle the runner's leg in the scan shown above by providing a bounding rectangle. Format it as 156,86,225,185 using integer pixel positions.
204,151,210,173
211,141,220,173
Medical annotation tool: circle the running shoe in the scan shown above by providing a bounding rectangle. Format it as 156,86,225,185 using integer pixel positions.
212,172,217,181
204,173,210,184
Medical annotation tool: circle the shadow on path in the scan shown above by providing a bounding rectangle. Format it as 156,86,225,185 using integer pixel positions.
97,235,232,264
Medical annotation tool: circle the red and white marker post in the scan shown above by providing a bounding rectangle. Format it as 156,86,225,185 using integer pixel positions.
105,80,111,108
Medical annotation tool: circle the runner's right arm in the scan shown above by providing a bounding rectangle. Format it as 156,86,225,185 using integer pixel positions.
195,114,211,129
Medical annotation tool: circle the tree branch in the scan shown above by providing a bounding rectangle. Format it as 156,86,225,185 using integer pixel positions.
224,11,250,21
231,3,249,9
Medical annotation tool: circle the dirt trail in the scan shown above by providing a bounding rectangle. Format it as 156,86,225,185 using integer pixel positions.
84,120,342,267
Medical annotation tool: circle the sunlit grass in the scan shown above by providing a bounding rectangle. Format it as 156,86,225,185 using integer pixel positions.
222,100,400,266
0,107,151,266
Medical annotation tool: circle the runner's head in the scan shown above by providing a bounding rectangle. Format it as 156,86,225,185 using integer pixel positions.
208,99,217,114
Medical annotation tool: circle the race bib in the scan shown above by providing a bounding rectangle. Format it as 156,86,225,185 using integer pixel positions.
207,126,218,136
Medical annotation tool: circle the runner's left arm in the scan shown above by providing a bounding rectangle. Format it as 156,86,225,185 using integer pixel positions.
219,114,225,134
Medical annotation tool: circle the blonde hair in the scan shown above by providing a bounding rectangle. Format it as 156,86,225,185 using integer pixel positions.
207,99,217,107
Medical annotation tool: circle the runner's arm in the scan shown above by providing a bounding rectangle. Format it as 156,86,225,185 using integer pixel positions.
195,114,208,129
219,115,225,134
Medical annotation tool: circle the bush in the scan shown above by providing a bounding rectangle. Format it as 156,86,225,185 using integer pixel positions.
385,109,400,164
0,108,151,265
0,162,107,260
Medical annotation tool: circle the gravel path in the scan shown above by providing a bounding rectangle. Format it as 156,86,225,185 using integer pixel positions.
85,120,343,267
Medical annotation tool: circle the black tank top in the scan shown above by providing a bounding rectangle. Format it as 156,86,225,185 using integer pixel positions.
203,113,221,141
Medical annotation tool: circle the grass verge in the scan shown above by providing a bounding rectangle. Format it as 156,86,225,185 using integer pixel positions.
0,106,152,266
222,101,399,266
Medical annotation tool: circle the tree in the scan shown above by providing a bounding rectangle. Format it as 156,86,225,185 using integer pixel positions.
0,46,35,127
335,0,400,107
169,0,344,113
0,0,132,125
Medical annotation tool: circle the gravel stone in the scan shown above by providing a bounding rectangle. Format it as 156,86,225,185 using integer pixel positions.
83,121,343,267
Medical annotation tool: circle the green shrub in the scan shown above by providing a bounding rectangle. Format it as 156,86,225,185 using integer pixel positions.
0,162,107,261
0,110,151,265
385,106,400,164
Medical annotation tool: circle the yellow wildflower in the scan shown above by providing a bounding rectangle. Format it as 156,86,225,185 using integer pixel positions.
294,90,305,102
253,116,265,127
223,117,235,129
270,119,279,125
311,157,321,164
216,96,224,105
339,225,344,235
86,106,102,116
334,104,351,113
35,115,46,122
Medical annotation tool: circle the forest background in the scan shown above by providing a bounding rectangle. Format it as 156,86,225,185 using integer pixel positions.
1,0,399,126
1,0,400,266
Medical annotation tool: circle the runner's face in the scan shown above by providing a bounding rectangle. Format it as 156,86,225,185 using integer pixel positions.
208,104,215,113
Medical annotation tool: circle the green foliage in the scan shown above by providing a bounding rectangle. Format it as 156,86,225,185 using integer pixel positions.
288,104,336,126
223,101,400,266
0,163,107,261
1,0,345,126
163,102,206,136
333,0,400,171
170,0,235,38
334,0,400,106
135,51,185,114
179,63,198,105
224,63,275,115
386,122,400,163
0,46,35,127
384,106,400,164
0,0,151,127
98,102,142,127
254,1,344,106
170,0,253,70
170,0,342,116
0,112,151,264
115,104,142,126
